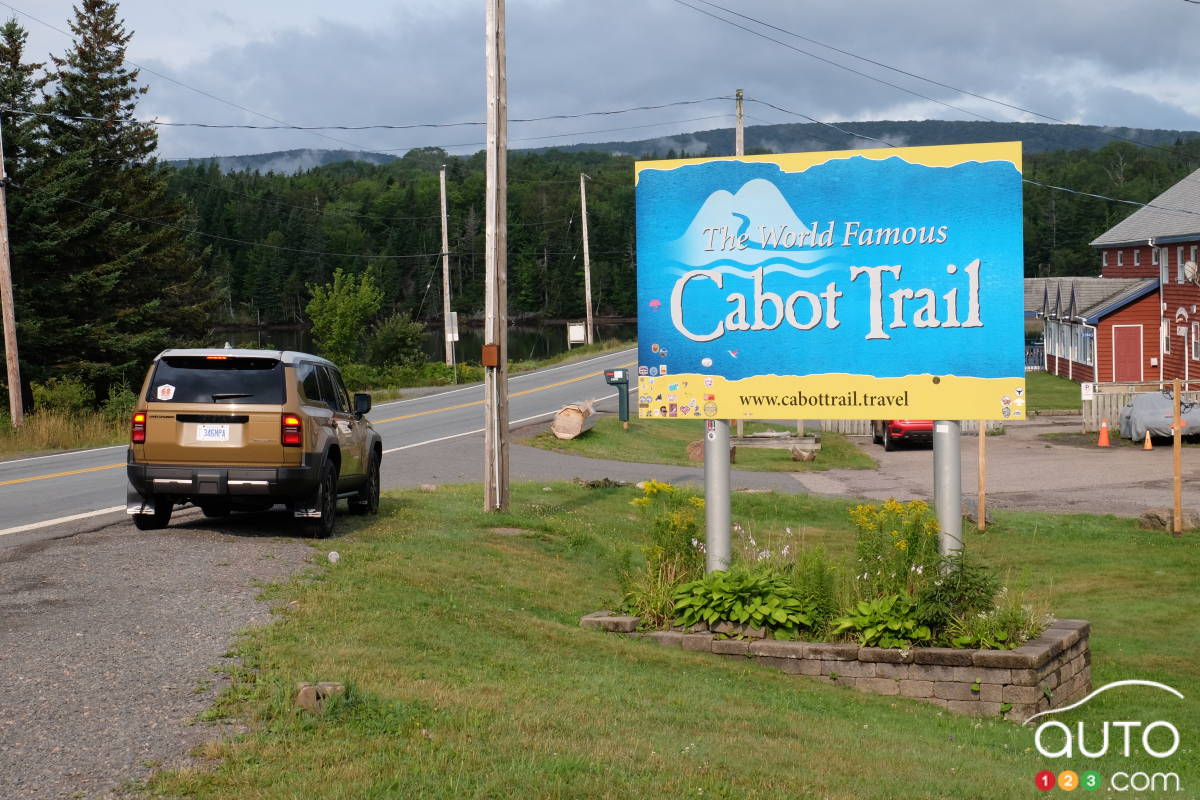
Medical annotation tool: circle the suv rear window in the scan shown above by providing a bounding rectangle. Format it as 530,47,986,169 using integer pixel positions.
147,356,286,404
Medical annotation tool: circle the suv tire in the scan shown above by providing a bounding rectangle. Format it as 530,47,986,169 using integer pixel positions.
883,427,896,452
301,460,338,539
200,501,230,519
349,450,381,516
133,497,173,530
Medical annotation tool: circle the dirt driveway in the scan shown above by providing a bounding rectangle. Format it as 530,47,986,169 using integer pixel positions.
794,415,1198,517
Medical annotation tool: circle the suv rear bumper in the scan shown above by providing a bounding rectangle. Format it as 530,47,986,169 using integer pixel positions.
127,458,318,503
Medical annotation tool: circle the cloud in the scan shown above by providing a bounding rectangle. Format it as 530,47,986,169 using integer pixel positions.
24,0,1199,158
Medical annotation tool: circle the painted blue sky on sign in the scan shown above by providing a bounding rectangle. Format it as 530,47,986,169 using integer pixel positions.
635,155,1024,380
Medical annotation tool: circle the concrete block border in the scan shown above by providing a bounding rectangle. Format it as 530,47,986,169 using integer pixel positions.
582,613,1091,722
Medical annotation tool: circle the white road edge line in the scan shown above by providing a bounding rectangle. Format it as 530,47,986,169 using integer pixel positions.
1,445,127,467
382,392,618,453
1,387,626,535
371,348,636,409
0,505,127,538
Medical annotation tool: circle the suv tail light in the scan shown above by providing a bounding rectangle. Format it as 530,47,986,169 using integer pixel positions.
281,414,302,447
131,412,146,443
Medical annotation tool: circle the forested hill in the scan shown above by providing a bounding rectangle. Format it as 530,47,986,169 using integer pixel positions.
538,118,1200,159
165,134,1200,332
170,119,1200,175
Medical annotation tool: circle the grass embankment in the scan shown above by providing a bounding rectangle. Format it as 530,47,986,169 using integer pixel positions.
525,418,876,472
147,485,1198,799
1025,372,1083,413
0,411,127,458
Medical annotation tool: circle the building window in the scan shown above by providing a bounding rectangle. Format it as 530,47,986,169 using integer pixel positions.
1178,247,1186,282
1102,251,1108,267
1134,249,1141,266
1162,248,1172,282
1082,328,1094,365
1153,248,1159,266
1117,250,1124,267
1193,322,1200,361
1165,321,1171,354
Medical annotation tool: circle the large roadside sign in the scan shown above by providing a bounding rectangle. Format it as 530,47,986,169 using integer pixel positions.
634,142,1025,421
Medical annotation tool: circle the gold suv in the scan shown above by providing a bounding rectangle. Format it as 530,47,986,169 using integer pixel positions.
126,347,382,537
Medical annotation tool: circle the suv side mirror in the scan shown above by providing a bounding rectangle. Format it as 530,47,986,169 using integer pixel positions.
353,392,372,416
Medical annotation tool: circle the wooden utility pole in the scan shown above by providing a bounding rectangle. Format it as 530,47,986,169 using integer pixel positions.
483,0,509,511
735,88,744,158
579,173,594,345
439,165,454,367
1173,378,1182,537
0,114,22,427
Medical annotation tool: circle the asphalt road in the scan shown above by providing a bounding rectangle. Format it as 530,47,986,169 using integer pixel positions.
0,348,640,547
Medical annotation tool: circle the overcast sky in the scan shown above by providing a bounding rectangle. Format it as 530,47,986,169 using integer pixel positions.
11,0,1200,160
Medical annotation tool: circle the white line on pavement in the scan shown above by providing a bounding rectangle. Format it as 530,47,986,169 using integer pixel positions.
0,445,126,467
371,348,635,409
381,393,618,453
0,505,126,538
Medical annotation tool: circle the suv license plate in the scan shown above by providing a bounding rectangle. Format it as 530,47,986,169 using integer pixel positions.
196,423,230,442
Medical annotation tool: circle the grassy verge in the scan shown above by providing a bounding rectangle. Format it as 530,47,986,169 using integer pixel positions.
523,417,876,472
146,484,1198,799
0,411,126,458
1025,372,1083,412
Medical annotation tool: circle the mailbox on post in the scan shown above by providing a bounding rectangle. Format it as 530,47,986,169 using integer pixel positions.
603,368,630,428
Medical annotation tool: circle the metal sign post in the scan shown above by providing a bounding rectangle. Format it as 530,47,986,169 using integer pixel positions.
934,420,963,555
704,419,731,571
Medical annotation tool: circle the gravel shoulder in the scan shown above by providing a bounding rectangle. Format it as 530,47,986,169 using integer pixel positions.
0,513,314,800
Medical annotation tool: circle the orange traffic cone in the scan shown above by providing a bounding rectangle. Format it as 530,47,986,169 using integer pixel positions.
1097,418,1111,447
1144,431,1153,450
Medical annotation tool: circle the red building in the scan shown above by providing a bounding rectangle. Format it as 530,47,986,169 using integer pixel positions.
1034,168,1200,384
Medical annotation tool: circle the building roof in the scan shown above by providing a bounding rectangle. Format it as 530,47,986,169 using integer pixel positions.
1090,168,1200,247
1026,277,1158,323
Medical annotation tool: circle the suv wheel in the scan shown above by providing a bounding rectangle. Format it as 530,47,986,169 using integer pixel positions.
883,427,896,452
349,451,381,516
133,497,173,530
301,460,339,539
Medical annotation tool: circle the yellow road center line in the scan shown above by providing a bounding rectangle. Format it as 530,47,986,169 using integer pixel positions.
7,361,640,485
0,463,125,487
372,361,636,424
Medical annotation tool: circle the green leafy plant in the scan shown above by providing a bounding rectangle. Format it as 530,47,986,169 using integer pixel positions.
848,499,941,600
830,594,933,649
915,551,1001,630
364,313,427,368
945,585,1048,650
31,376,95,415
305,268,384,365
619,481,706,625
672,568,817,636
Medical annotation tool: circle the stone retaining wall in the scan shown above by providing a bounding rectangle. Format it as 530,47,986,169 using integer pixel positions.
581,613,1091,723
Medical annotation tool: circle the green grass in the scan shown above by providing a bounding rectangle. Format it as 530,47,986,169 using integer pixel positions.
523,417,877,472
0,410,127,458
1025,372,1083,412
145,485,1199,799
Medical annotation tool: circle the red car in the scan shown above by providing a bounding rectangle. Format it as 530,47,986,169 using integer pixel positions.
871,419,933,451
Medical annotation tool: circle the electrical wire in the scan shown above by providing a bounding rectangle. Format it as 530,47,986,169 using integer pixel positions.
668,0,998,123
0,0,374,153
682,0,1198,162
7,97,733,132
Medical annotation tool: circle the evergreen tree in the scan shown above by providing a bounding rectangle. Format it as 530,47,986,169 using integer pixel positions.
19,0,214,393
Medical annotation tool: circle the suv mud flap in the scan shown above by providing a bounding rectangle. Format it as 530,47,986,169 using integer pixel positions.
126,484,155,516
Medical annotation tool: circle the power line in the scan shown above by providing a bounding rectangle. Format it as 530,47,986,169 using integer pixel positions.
668,0,998,123
7,97,732,132
745,98,898,147
0,0,373,153
683,0,1196,162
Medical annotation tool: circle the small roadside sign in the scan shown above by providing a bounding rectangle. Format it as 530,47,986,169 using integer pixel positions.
1081,382,1094,401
